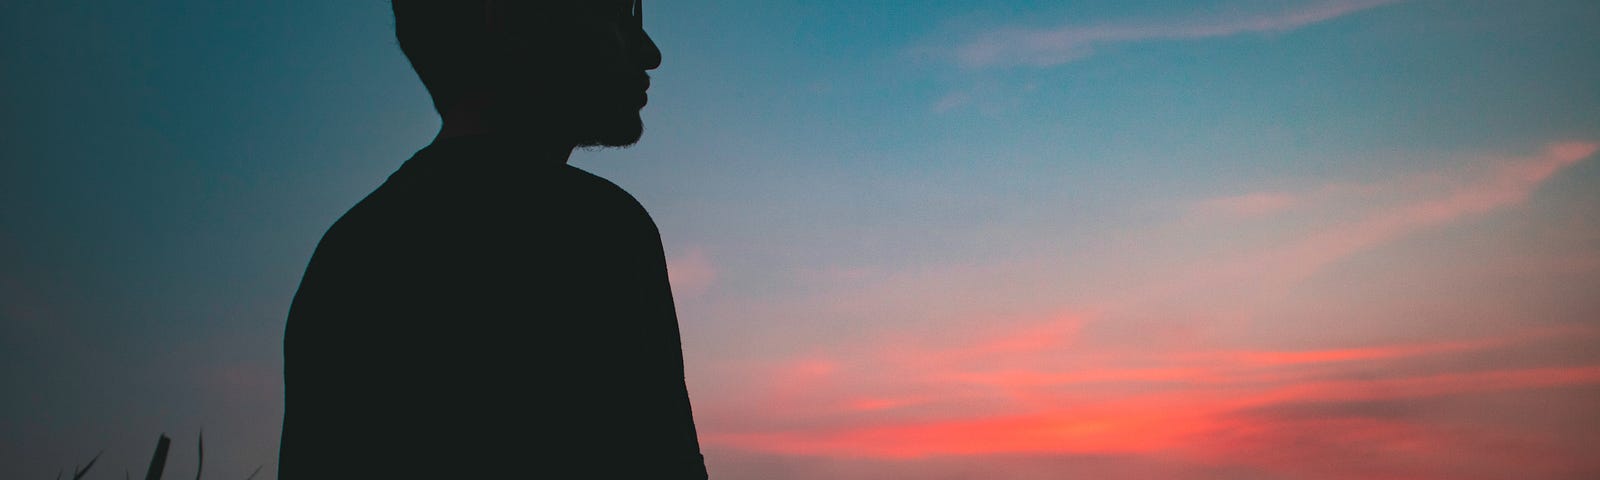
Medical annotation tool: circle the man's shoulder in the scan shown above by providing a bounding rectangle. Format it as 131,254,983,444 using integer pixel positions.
319,175,424,241
562,165,655,219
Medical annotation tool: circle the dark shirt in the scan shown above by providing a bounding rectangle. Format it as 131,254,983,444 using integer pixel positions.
280,135,707,478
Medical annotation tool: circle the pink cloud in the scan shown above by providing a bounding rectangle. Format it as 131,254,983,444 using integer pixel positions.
692,141,1600,479
1192,192,1299,219
702,319,1600,466
1196,338,1496,366
667,247,717,299
880,314,1086,366
954,0,1404,68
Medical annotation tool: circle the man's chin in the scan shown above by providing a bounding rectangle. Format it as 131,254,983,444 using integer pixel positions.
573,115,644,148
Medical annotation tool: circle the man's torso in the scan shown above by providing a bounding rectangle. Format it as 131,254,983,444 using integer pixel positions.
280,136,705,477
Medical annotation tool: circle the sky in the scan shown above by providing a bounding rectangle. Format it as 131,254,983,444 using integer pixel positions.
2,0,1598,478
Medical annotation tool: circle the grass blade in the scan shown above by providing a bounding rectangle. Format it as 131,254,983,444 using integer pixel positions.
195,431,204,480
144,434,171,480
72,451,102,480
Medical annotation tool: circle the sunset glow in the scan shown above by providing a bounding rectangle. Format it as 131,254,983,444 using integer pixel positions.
680,141,1600,478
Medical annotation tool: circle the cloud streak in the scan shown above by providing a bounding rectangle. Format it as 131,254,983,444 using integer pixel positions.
1231,141,1596,284
953,0,1404,68
695,141,1600,479
710,320,1600,454
1121,141,1600,310
703,319,1600,466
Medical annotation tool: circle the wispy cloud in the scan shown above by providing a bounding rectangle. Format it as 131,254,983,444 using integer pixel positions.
953,0,1403,68
695,141,1600,478
1190,191,1299,219
702,318,1600,467
1132,141,1600,306
1223,141,1597,285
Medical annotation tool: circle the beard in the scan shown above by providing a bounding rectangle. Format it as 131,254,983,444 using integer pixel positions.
487,69,649,148
478,90,645,148
569,101,645,148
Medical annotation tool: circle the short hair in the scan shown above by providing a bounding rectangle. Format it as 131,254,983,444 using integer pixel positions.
391,1,491,113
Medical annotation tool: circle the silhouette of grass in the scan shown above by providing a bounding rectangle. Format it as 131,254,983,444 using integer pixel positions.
143,434,169,480
56,432,260,480
58,449,100,480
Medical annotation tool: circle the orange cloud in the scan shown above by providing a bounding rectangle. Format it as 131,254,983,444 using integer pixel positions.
694,142,1600,478
702,315,1600,463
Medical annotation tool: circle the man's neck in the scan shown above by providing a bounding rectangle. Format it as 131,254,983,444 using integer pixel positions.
433,101,576,166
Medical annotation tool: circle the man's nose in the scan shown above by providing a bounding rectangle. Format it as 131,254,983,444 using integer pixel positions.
636,31,661,70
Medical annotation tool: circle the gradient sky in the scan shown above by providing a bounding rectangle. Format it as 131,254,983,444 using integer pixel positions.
3,1,1598,478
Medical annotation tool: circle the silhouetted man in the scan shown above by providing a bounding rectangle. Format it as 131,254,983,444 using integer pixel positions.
280,1,707,477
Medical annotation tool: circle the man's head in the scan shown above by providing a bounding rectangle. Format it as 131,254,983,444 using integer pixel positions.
392,0,661,147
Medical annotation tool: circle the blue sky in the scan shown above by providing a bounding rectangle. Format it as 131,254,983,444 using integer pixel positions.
4,1,1598,478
